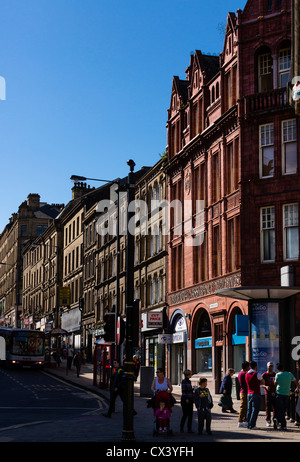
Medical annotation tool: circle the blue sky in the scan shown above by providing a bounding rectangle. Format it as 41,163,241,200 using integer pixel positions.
0,0,246,232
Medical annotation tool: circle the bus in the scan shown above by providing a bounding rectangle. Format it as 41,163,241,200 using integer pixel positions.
0,327,45,367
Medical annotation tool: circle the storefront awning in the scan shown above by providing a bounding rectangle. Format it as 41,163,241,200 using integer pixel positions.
216,286,300,301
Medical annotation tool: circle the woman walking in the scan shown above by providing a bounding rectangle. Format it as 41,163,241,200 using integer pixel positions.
180,369,194,433
219,368,237,413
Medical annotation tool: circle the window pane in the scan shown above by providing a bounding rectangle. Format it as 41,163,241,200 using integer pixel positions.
285,141,297,173
263,229,275,261
283,120,296,142
286,227,299,259
261,124,274,146
262,146,274,176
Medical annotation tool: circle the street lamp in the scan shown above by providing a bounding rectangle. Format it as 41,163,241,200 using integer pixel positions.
121,159,136,441
71,162,137,441
70,175,114,183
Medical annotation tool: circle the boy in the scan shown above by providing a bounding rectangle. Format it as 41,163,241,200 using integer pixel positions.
194,377,213,435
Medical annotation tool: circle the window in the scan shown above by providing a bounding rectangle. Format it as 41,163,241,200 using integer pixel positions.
258,53,272,92
261,207,275,262
283,204,299,260
172,244,183,291
260,124,274,177
278,48,291,88
21,225,27,237
213,226,221,276
227,142,236,193
282,119,297,174
212,153,220,202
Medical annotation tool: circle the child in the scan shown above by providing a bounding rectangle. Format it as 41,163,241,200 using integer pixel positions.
155,399,170,432
194,377,213,435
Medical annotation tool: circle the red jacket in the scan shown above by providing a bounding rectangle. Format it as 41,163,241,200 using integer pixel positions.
245,369,262,395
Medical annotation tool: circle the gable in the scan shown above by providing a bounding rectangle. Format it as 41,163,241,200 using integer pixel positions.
221,13,237,65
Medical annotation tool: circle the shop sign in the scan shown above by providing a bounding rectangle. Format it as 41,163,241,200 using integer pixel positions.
195,336,212,349
147,311,163,328
158,334,173,344
173,331,187,343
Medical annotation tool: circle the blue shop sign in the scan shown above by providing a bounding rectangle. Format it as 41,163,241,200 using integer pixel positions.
232,333,246,345
235,315,249,336
195,336,212,349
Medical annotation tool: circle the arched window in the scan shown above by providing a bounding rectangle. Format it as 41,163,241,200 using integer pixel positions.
216,82,220,99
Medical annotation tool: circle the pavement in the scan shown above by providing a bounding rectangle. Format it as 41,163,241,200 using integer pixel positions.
44,360,300,444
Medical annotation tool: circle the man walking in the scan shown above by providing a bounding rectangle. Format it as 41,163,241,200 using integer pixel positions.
237,361,249,428
262,361,276,427
104,360,125,417
245,360,264,429
274,363,298,430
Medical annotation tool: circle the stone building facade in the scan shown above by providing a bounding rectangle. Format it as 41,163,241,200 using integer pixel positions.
0,194,63,328
165,0,299,390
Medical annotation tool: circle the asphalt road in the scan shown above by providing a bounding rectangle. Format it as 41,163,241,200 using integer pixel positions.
0,366,105,440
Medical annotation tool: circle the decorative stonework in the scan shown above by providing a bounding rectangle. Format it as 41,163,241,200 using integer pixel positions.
169,272,241,305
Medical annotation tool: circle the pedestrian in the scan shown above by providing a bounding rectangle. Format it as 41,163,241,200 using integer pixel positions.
133,355,140,381
73,350,82,377
219,368,237,413
194,377,213,435
274,363,298,430
67,345,73,370
155,399,171,433
103,360,125,418
262,361,276,427
180,369,194,433
237,361,249,427
245,360,264,429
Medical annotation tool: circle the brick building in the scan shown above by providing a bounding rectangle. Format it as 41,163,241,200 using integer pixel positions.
0,194,63,328
165,0,299,391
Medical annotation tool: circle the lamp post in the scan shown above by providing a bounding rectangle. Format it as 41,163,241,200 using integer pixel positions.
121,159,136,441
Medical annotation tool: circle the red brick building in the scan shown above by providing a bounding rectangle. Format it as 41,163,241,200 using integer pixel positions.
165,0,299,391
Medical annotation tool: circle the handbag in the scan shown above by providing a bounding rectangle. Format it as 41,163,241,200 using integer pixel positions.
170,393,177,406
218,394,232,409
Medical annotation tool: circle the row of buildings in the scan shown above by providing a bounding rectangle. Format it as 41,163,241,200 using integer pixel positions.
1,0,300,391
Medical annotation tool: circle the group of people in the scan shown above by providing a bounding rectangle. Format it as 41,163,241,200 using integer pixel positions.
180,360,299,435
179,369,214,435
103,358,299,435
235,360,298,430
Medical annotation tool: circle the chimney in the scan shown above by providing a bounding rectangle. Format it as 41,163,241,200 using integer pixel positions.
27,193,40,209
72,182,91,200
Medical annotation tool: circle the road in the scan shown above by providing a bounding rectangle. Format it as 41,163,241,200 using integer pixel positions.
0,366,106,442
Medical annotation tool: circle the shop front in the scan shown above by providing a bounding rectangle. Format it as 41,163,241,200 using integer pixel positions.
61,307,82,350
141,309,165,371
169,310,188,385
217,286,300,374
